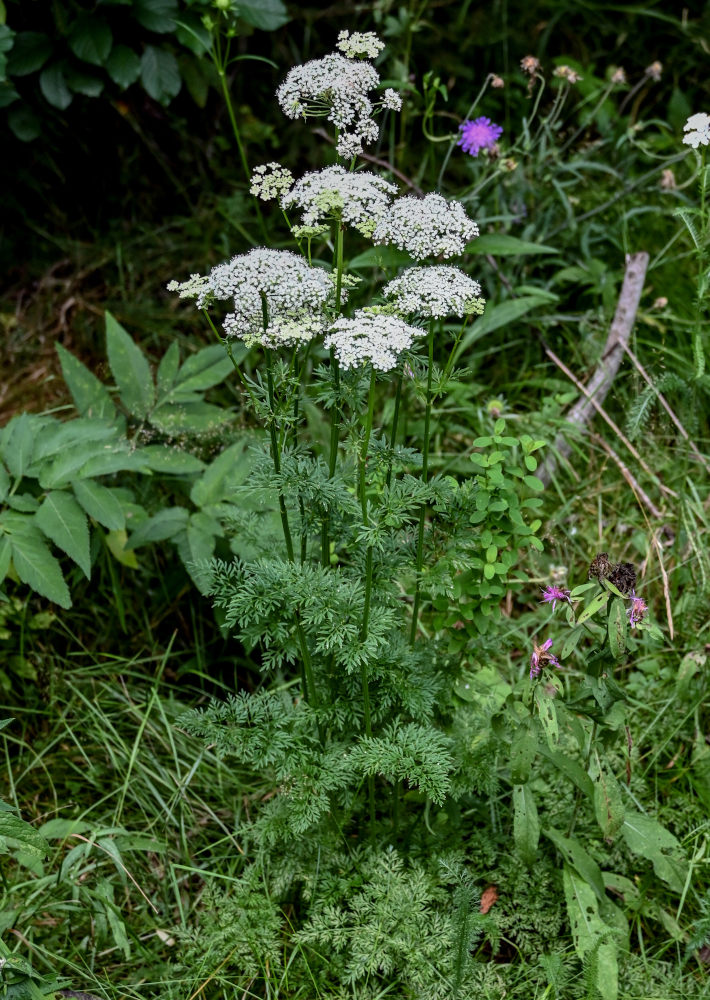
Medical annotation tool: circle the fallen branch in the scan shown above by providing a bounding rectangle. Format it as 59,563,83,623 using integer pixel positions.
539,252,673,503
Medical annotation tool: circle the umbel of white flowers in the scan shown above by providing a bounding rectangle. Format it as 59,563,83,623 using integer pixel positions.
683,112,710,148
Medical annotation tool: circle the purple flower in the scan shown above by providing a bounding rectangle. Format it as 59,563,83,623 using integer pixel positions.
627,591,648,628
457,116,503,157
530,638,560,680
540,585,570,611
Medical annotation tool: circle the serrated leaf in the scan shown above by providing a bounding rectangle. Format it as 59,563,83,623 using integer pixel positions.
105,44,141,88
235,0,290,30
1,412,39,477
7,31,52,76
105,311,155,417
138,445,204,474
173,343,235,393
149,400,230,434
56,343,116,420
156,341,180,395
39,62,73,109
126,507,189,548
31,418,118,465
9,531,71,607
35,491,91,577
0,809,49,859
607,597,627,659
68,15,112,66
72,479,125,531
513,784,539,864
140,45,181,103
134,0,177,33
468,234,559,256
577,589,610,624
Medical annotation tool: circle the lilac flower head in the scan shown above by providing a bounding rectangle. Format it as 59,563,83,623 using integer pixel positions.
530,638,560,680
540,584,571,611
457,116,503,158
627,591,648,628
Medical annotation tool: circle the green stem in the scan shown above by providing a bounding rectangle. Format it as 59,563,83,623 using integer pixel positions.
409,323,435,646
321,224,346,567
359,368,378,827
437,74,493,189
203,308,259,410
385,369,404,489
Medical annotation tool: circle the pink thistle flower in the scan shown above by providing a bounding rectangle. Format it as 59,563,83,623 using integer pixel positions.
627,591,648,628
540,585,571,611
457,116,503,158
530,638,560,680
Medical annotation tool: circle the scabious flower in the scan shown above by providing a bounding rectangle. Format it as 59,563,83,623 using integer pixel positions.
336,29,385,60
373,193,479,261
382,265,485,319
530,638,560,680
281,165,397,237
323,310,422,372
553,65,582,84
540,585,571,611
627,591,648,628
250,163,294,201
683,112,710,149
520,55,541,75
457,117,503,158
188,249,336,349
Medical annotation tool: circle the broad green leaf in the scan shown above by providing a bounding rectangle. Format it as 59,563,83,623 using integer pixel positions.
180,52,209,107
35,491,91,578
126,507,189,548
138,445,204,474
56,343,116,420
76,449,150,480
513,784,539,864
175,14,211,56
105,44,141,88
235,0,290,30
563,867,618,1000
0,535,11,583
68,15,112,66
467,234,558,256
0,809,49,859
621,811,687,892
105,529,138,569
31,417,117,464
156,341,180,395
560,625,584,659
39,818,89,839
39,62,73,109
149,400,230,434
607,597,627,659
591,757,624,840
9,531,71,607
134,0,177,33
176,518,216,594
173,343,235,393
6,493,38,513
534,685,559,749
594,941,619,1000
545,828,605,900
7,31,52,75
105,311,155,418
577,589,610,624
538,746,594,798
64,65,104,96
1,412,39,477
72,479,125,531
509,722,537,784
140,45,181,103
569,581,596,598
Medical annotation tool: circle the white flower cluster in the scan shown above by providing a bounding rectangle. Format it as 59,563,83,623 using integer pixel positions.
197,249,335,348
336,30,385,60
382,266,486,318
382,88,403,111
166,273,211,302
250,162,294,201
683,112,710,148
324,310,422,372
281,165,397,237
373,193,479,260
276,52,378,131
